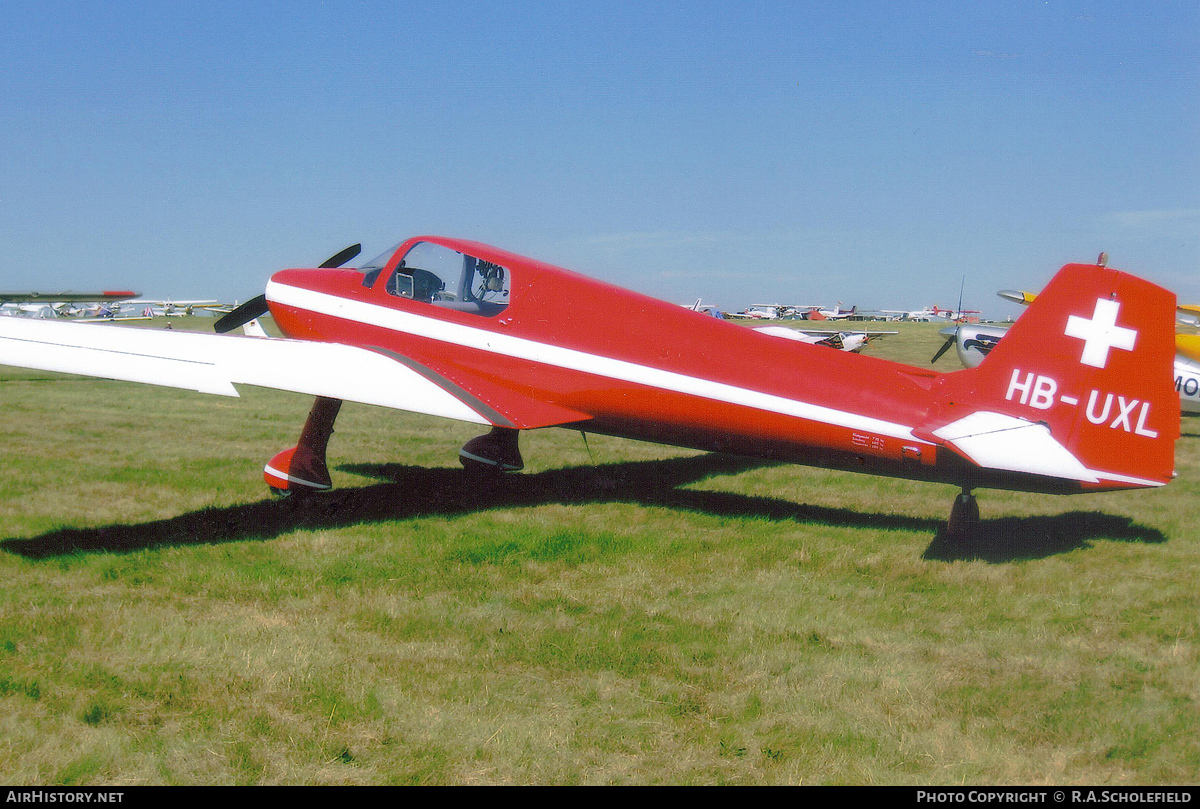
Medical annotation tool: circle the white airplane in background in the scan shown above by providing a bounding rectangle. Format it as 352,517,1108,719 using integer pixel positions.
879,306,936,321
683,299,727,319
731,304,788,320
686,300,890,351
114,299,224,317
798,303,857,321
753,325,896,353
880,305,979,322
0,290,142,319
0,303,61,319
730,304,858,321
0,291,233,321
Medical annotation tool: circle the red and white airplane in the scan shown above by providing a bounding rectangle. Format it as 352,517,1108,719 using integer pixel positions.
0,236,1180,536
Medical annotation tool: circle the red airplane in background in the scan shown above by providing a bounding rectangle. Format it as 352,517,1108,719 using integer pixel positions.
0,236,1180,537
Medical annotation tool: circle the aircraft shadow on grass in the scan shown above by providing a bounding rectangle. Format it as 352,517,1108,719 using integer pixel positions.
1,453,1166,563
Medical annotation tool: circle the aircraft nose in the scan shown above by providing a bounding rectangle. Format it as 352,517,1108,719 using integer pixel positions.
216,267,324,334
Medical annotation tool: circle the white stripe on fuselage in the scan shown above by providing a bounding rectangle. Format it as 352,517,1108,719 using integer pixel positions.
267,281,932,444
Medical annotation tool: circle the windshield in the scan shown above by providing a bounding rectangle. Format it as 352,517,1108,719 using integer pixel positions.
381,241,510,317
359,242,405,272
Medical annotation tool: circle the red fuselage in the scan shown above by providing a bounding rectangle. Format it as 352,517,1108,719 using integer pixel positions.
260,236,1119,494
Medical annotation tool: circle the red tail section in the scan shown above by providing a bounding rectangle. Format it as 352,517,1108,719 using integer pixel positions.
928,262,1178,490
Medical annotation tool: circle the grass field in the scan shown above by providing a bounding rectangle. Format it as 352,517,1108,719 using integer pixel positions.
0,317,1196,785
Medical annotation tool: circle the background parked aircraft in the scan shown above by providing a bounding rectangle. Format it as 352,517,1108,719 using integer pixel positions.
797,303,857,321
682,299,727,319
729,304,789,319
752,325,896,352
0,290,141,319
880,304,980,322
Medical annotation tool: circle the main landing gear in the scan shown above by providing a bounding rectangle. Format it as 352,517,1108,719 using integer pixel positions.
946,487,979,540
263,401,524,496
263,396,343,496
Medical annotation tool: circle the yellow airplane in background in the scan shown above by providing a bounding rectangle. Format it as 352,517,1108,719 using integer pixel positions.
1176,304,1200,364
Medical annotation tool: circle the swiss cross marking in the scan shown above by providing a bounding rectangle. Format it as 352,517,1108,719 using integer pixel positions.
1064,298,1137,369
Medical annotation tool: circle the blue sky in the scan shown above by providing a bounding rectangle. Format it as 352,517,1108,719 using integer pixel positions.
1,1,1195,317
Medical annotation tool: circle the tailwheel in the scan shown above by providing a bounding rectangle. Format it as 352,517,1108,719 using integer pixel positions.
946,488,979,540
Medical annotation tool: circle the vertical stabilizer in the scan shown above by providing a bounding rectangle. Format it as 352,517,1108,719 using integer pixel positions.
927,262,1178,490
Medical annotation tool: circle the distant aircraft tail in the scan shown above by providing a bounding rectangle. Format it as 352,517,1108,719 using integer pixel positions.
923,262,1178,491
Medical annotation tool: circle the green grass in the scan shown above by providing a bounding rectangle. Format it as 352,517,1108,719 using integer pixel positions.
0,318,1196,784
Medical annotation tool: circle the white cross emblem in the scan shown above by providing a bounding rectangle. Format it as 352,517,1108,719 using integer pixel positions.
1064,298,1137,368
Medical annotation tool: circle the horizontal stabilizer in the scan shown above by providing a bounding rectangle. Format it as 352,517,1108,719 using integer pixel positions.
928,411,1098,483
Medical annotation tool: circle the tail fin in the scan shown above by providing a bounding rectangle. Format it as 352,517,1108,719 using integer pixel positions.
927,262,1178,490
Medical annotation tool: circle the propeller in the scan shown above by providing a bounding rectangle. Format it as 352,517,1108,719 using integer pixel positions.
214,244,361,334
318,243,361,269
931,277,967,364
931,325,957,363
214,294,269,333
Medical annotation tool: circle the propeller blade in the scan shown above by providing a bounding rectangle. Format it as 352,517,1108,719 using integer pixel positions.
931,333,956,363
214,294,268,334
319,243,362,269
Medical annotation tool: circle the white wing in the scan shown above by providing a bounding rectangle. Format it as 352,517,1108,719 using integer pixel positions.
0,318,488,425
